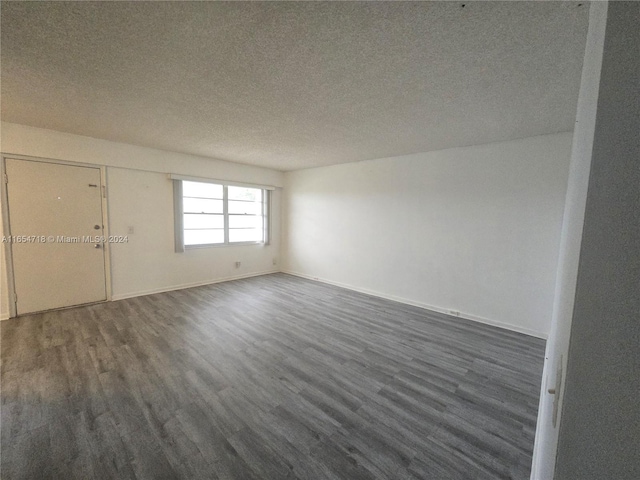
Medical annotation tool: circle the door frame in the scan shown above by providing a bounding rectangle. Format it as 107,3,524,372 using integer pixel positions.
1,154,113,318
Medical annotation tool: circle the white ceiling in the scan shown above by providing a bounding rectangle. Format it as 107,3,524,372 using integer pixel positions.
1,1,589,171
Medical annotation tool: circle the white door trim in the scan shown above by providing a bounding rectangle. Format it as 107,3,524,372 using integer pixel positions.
1,154,113,318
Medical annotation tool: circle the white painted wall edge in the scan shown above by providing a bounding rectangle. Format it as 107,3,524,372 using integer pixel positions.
283,270,548,339
530,3,609,479
111,269,280,301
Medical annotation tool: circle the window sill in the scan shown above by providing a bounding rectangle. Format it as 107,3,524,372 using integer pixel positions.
184,241,267,250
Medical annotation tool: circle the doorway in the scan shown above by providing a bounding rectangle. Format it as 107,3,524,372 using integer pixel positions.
4,158,108,315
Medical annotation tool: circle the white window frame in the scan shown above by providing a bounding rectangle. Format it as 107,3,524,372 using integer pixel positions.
171,175,272,252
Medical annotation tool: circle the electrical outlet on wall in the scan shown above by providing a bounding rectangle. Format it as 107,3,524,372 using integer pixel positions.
272,257,277,265
235,261,241,268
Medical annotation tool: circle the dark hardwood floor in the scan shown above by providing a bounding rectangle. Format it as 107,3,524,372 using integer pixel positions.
1,273,546,480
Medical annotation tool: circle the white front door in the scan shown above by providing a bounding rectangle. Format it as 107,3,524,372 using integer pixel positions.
5,159,107,315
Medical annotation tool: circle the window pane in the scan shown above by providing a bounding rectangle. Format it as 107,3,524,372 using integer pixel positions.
184,229,224,245
183,198,223,214
183,181,223,199
184,214,224,229
228,186,261,202
228,200,262,215
229,228,262,243
228,215,262,229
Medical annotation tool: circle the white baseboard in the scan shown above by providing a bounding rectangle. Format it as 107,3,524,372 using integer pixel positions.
2,270,548,340
111,269,280,301
283,270,548,340
0,270,280,319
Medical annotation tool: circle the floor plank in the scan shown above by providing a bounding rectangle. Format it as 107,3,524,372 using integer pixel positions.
1,273,545,479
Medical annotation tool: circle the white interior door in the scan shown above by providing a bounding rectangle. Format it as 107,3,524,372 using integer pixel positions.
6,159,107,315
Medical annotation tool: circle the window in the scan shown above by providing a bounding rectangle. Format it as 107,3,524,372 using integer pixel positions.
174,179,269,249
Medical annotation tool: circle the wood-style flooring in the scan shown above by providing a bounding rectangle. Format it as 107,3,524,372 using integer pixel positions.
1,273,546,479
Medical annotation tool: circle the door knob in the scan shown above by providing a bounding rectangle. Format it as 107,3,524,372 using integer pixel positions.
94,224,101,230
94,244,101,249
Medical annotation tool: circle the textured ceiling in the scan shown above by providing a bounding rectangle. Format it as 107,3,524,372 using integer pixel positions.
1,1,589,171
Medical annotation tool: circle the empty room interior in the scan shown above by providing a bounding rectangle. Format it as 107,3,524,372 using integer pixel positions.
0,1,638,480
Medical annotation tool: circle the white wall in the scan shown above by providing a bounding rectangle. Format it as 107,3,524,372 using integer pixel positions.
1,122,284,314
107,167,280,299
283,133,572,338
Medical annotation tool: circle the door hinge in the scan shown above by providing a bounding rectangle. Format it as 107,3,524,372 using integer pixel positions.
13,293,17,303
3,173,7,184
102,185,106,198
